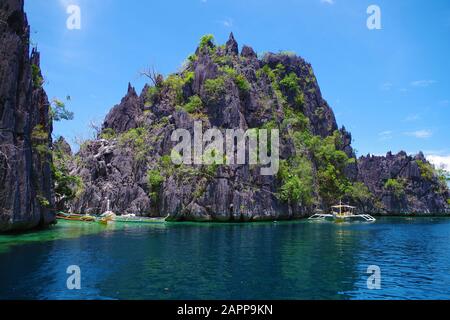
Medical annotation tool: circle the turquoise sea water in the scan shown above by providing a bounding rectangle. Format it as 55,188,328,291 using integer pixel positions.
1,217,450,300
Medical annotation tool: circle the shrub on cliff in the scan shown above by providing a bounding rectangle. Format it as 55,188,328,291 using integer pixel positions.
164,75,185,105
204,77,226,102
183,95,203,114
345,182,372,205
220,66,250,93
31,64,43,88
31,125,50,156
119,127,150,161
416,160,434,181
305,131,355,205
384,178,405,198
199,34,215,50
100,128,116,140
52,153,84,210
147,169,164,202
278,156,314,206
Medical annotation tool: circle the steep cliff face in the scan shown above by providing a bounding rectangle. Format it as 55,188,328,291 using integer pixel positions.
65,34,449,220
0,0,54,232
357,152,449,214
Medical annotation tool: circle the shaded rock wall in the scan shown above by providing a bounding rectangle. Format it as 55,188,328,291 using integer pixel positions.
358,152,449,214
0,0,54,232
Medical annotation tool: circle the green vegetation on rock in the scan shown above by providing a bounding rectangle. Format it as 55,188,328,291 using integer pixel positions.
416,160,434,181
119,127,150,162
199,34,215,50
220,66,251,93
147,169,164,202
305,131,355,205
278,156,314,206
345,182,372,205
279,72,304,108
100,128,117,140
164,74,185,105
37,195,50,208
31,124,49,156
204,76,226,102
146,86,160,105
31,64,43,88
183,95,203,114
384,178,405,198
52,146,84,208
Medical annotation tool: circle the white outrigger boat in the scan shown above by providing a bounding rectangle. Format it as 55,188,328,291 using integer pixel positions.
113,214,167,224
308,202,376,222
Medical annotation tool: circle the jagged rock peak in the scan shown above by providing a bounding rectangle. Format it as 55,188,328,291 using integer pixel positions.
102,83,142,134
415,151,426,162
54,136,72,156
127,82,137,97
31,47,40,65
241,45,257,59
225,32,239,55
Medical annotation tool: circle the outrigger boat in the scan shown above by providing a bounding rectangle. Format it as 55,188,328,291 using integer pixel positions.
98,199,116,225
112,214,167,224
57,212,96,222
98,211,116,225
308,202,376,222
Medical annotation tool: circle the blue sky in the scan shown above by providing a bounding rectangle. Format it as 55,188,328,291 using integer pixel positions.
25,0,450,169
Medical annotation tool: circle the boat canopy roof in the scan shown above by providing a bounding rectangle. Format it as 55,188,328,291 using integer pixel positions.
331,205,356,209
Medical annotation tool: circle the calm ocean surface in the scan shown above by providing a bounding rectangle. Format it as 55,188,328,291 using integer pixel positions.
1,217,450,300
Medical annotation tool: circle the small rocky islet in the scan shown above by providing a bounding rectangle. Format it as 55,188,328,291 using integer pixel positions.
0,0,449,232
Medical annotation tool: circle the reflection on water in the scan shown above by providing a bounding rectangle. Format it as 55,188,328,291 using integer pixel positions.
1,218,450,299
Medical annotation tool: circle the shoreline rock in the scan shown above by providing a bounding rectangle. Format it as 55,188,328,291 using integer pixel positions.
0,0,55,232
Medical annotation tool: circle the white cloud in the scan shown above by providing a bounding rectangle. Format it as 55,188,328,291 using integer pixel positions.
321,0,335,4
219,18,233,28
426,155,450,171
410,80,436,87
378,130,393,141
380,82,393,91
404,114,420,122
404,130,433,139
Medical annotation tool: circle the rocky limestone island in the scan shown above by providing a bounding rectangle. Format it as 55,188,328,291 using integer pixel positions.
57,34,449,222
0,0,54,232
0,2,449,231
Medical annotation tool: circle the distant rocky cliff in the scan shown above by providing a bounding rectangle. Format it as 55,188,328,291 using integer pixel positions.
358,152,449,215
0,0,54,232
63,34,449,220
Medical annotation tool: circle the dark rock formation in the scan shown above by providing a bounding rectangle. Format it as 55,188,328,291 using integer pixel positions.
54,136,72,156
225,32,239,56
103,83,143,134
65,34,449,220
0,0,55,232
358,152,449,214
